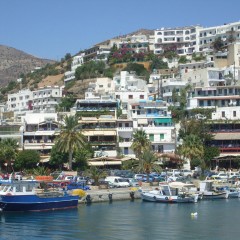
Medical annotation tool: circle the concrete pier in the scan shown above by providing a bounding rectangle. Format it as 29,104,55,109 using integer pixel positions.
78,187,151,204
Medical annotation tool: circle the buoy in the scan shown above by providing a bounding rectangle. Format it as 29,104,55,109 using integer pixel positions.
191,212,198,217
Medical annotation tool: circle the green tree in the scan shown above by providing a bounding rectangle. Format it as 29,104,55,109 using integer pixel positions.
86,167,107,186
178,134,204,169
65,53,72,61
172,87,179,105
136,150,161,182
55,115,86,170
150,56,168,70
131,129,151,158
49,145,68,170
32,166,51,176
15,150,40,170
212,37,224,52
178,56,188,64
58,95,76,112
123,63,149,80
203,146,220,168
74,144,94,171
0,138,18,172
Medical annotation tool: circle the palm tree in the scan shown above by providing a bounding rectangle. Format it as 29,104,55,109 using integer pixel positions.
178,134,204,169
86,167,107,186
55,115,86,170
136,150,161,182
131,129,151,158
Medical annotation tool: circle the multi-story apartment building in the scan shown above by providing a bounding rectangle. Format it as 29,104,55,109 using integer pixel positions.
32,86,63,112
64,54,85,83
116,118,135,157
21,112,59,155
7,89,33,113
75,99,118,158
85,77,115,100
130,100,176,154
118,34,151,54
198,21,240,53
154,26,202,55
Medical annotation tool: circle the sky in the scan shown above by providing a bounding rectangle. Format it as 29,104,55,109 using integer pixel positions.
1,0,240,60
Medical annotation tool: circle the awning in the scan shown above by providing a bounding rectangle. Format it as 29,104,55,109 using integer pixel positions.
83,131,116,136
154,118,172,124
213,132,240,140
40,158,50,163
88,161,122,166
137,119,148,124
35,131,55,136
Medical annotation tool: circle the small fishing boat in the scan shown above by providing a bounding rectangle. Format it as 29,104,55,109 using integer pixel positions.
141,182,198,203
199,181,227,200
0,180,79,212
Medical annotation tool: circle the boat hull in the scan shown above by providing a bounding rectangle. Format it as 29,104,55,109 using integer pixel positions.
202,192,226,200
0,195,79,212
141,192,196,203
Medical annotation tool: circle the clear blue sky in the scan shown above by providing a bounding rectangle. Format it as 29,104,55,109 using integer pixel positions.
1,0,240,60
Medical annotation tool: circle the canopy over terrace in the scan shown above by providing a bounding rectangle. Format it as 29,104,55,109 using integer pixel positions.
155,153,183,166
87,156,136,167
212,155,240,170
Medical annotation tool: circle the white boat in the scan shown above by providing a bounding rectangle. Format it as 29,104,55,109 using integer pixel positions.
217,186,240,198
199,181,227,200
141,182,198,203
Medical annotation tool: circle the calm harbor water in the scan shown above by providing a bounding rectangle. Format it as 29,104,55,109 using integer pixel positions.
0,199,240,240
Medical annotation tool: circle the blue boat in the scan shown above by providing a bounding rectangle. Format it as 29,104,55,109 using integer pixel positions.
0,180,79,212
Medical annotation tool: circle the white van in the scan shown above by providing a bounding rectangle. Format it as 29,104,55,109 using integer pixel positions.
105,176,130,188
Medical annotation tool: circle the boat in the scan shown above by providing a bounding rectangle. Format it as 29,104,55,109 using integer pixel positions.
141,182,199,203
199,181,227,200
216,186,240,198
0,180,79,212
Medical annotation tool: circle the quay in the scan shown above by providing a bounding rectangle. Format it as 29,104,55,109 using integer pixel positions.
77,179,239,204
78,186,151,204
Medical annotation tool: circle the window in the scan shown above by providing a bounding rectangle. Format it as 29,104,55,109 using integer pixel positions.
99,85,103,88
129,95,133,99
233,111,236,117
222,111,225,118
116,95,120,99
149,134,154,141
160,134,164,140
140,95,144,99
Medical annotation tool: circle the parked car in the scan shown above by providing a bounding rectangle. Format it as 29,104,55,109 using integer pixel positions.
180,169,193,178
127,178,139,187
105,176,130,188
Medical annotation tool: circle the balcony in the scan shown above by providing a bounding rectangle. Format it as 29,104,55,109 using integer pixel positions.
118,142,132,147
117,127,133,132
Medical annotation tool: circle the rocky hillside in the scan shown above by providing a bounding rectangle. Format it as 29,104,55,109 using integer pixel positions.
0,45,55,87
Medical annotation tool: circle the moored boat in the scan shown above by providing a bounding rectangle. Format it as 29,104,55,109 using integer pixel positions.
141,182,198,203
199,181,227,200
0,180,79,212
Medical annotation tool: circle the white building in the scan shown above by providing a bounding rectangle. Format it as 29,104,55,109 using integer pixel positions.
154,26,202,55
198,21,240,53
32,86,64,112
21,112,59,154
64,54,85,83
7,89,33,113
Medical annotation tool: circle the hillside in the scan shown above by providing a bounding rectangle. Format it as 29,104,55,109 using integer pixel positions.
0,45,55,87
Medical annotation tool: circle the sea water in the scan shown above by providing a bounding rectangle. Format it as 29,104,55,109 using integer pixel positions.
0,199,239,240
